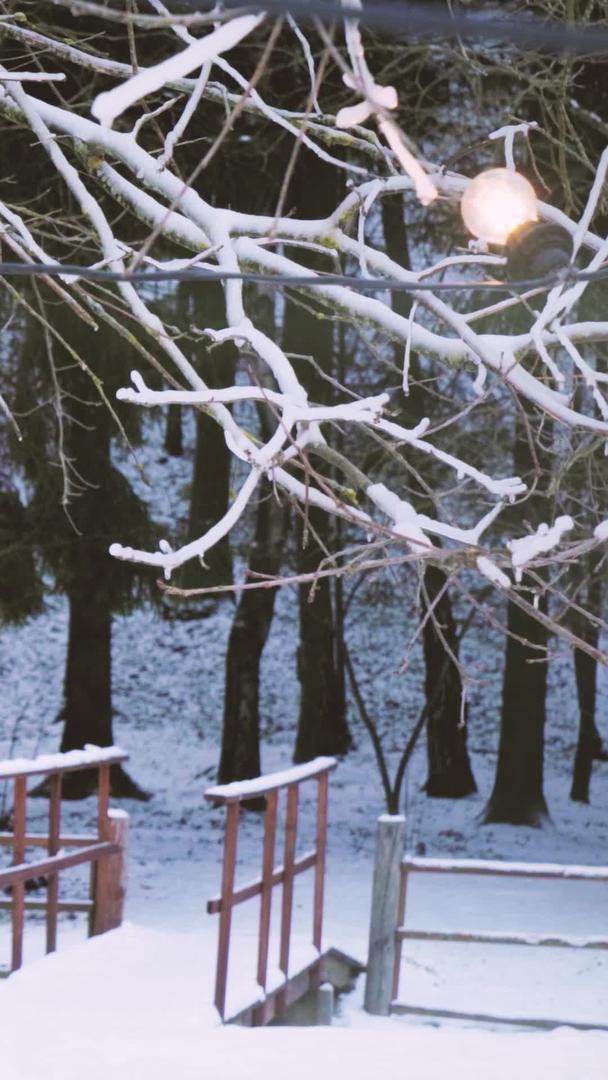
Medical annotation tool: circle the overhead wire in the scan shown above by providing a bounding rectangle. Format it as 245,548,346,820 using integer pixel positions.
0,260,607,294
155,0,608,55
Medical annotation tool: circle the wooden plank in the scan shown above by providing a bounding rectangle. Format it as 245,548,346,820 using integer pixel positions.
0,832,97,849
207,850,317,914
390,1002,608,1032
206,758,337,804
0,841,120,889
46,773,62,954
397,928,608,949
257,788,278,993
11,776,27,972
214,801,239,1020
402,856,608,882
279,784,299,982
313,771,329,952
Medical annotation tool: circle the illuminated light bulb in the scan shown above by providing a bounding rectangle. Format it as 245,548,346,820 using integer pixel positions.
461,167,573,280
461,167,538,245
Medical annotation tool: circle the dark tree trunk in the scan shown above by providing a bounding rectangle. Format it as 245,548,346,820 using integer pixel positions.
383,198,475,796
483,577,549,825
293,509,351,763
571,575,606,803
183,406,233,589
422,565,477,798
218,482,288,801
176,283,235,597
484,398,553,827
61,589,112,753
164,406,183,457
282,162,350,763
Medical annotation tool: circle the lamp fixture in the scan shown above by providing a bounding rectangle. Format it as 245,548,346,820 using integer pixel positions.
460,167,573,281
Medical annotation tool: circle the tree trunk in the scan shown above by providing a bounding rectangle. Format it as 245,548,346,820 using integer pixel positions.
383,200,475,796
422,565,477,798
183,406,233,588
293,508,351,763
571,575,606,803
164,405,183,457
175,283,235,598
218,482,288,799
484,397,553,827
483,577,549,825
61,588,113,753
282,164,350,763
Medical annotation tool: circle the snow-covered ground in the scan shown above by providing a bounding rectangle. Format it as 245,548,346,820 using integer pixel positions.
1,418,607,1077
1,920,607,1080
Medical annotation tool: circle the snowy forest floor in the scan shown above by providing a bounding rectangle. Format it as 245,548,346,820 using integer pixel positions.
1,417,607,1077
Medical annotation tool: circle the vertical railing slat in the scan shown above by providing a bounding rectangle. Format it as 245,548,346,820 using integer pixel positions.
11,776,27,972
214,801,240,1020
313,770,329,952
257,788,278,992
46,773,62,954
97,763,110,836
279,783,299,980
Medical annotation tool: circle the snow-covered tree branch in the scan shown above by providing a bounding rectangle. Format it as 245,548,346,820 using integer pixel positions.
1,3,607,660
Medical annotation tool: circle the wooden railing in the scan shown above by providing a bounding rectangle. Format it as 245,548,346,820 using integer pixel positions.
205,757,337,1022
0,746,129,974
392,854,608,1013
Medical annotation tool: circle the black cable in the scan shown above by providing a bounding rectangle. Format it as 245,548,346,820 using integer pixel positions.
169,0,608,56
0,260,607,293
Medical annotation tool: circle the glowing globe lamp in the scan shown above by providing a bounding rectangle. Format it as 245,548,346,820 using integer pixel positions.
460,167,572,280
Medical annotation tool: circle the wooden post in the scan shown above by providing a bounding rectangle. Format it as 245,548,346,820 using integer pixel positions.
313,770,329,952
257,789,278,993
46,773,62,954
91,809,129,936
364,814,405,1016
214,801,239,1020
279,783,299,980
11,776,27,972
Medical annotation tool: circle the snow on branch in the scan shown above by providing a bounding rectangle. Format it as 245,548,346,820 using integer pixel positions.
91,14,264,127
508,517,575,581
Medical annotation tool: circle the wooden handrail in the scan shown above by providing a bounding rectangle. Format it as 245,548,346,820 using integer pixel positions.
205,757,337,803
0,746,128,782
206,757,336,1023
